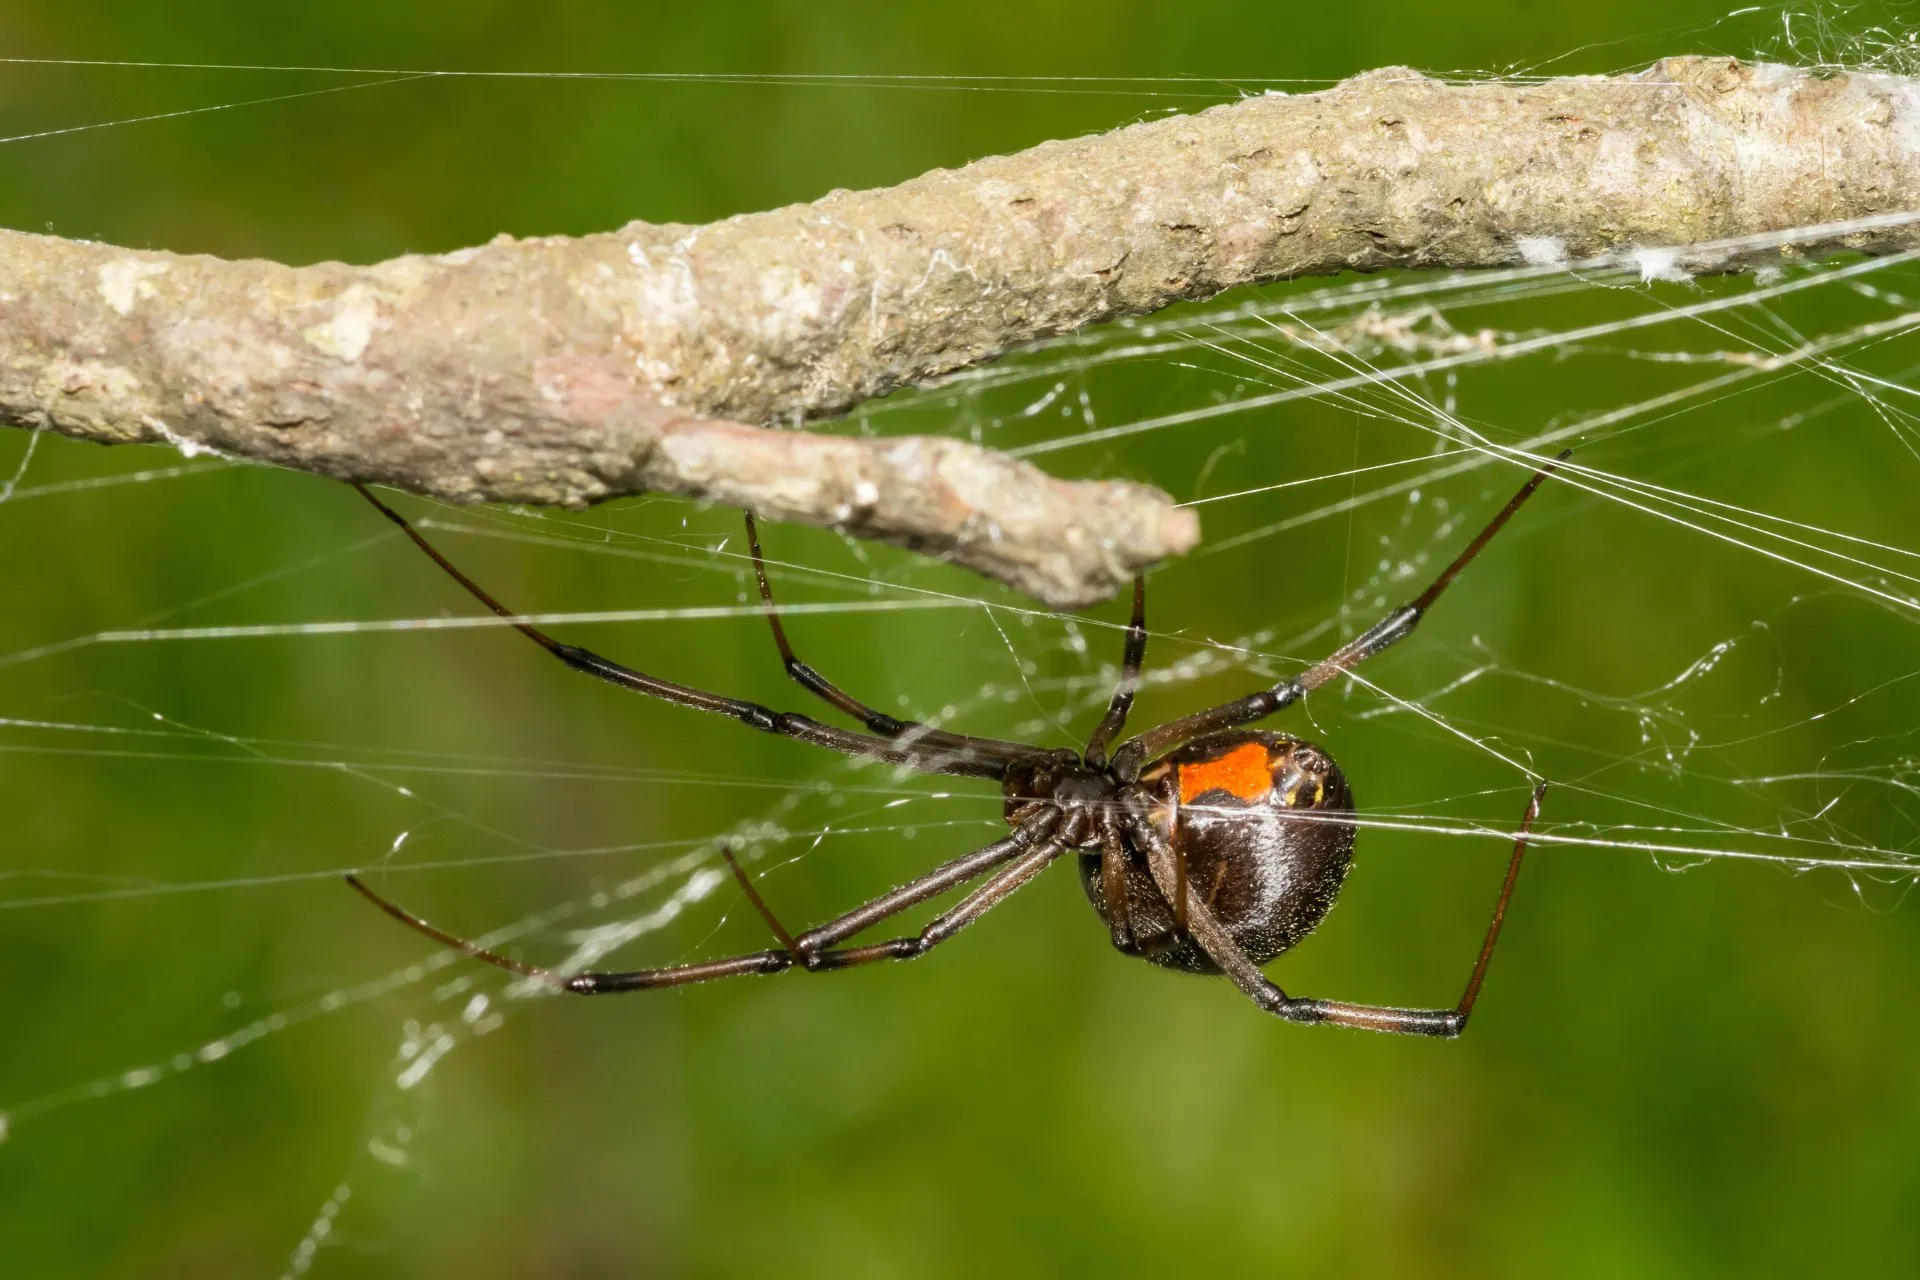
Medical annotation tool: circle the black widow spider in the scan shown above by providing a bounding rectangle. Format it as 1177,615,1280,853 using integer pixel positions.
347,450,1566,1037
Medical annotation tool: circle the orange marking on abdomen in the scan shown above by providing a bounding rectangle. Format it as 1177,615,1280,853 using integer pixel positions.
1178,742,1275,804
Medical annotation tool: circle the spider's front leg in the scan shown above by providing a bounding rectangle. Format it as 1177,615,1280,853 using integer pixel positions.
1109,451,1568,778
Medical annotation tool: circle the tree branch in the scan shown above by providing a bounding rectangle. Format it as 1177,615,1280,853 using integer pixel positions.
3,57,1917,605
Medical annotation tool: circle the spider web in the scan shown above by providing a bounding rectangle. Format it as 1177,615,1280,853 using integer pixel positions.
2,6,1919,1275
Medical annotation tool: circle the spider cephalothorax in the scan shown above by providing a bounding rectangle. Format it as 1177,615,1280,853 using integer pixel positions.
348,451,1563,1037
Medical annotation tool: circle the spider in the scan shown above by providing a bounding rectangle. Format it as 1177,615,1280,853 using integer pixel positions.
346,450,1565,1037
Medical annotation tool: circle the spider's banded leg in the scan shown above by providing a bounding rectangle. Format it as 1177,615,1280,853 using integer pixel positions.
1269,783,1544,1034
799,837,1068,970
713,818,1058,963
345,816,1059,993
745,512,898,733
1112,452,1568,773
354,485,1042,781
1130,784,1546,1038
345,873,792,991
1082,577,1147,769
790,816,1057,958
744,514,1045,764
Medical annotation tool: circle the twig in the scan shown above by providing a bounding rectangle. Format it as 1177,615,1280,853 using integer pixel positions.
2,57,1917,604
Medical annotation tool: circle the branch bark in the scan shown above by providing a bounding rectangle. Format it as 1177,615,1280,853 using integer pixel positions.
3,56,1917,605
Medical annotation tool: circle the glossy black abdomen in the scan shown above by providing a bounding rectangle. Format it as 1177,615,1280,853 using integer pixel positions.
1079,730,1357,973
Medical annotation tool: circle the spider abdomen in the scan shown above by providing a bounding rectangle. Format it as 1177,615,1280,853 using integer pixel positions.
1079,731,1357,974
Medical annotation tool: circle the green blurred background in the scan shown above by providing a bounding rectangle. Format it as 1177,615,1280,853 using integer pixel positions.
4,3,1920,1277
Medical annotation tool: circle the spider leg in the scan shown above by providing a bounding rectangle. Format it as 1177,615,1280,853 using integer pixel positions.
796,836,1067,970
788,814,1058,959
1094,809,1139,953
355,485,1052,780
719,844,800,952
743,513,1056,766
1082,577,1147,769
345,815,1060,993
348,870,794,989
1128,784,1546,1037
1111,452,1567,774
